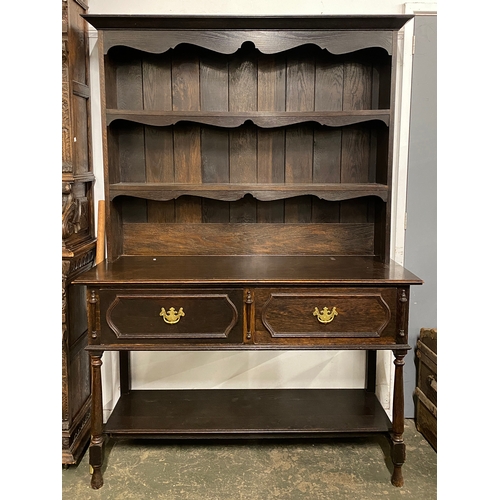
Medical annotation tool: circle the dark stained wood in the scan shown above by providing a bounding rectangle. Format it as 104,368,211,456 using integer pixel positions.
258,288,396,339
83,15,414,31
256,55,286,222
173,127,202,222
171,48,203,222
75,255,422,286
100,289,243,344
110,183,388,202
114,48,143,110
100,29,396,58
117,123,145,183
415,328,437,451
78,15,421,489
89,352,104,489
142,52,172,110
121,223,374,256
144,127,174,182
104,389,392,437
141,52,175,223
285,49,314,223
229,49,258,220
144,126,175,223
340,55,375,223
106,109,390,128
199,52,230,223
391,350,408,487
62,0,95,466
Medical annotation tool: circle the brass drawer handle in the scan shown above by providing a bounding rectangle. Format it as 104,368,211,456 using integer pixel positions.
313,306,338,324
160,307,185,324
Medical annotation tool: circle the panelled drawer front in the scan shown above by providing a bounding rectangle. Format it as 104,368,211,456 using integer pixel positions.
256,288,397,340
99,289,242,344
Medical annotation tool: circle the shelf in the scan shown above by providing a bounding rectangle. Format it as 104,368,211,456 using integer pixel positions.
104,389,392,438
107,110,390,128
109,183,389,202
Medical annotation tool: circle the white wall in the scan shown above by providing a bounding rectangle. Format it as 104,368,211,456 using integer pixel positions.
86,0,437,420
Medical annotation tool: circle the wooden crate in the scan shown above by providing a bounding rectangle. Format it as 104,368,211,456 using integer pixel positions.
415,328,437,450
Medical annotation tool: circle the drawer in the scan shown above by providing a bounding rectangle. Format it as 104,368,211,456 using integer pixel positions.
98,289,243,345
254,288,397,341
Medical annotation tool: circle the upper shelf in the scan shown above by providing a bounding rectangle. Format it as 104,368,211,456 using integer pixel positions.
109,183,389,203
107,110,391,128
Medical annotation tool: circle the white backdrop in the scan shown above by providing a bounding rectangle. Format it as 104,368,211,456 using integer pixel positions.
85,0,437,420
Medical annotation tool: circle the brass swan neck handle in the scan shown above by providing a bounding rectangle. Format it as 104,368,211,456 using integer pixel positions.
160,307,185,324
313,306,338,324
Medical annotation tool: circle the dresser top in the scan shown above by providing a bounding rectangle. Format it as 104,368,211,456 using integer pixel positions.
73,255,422,287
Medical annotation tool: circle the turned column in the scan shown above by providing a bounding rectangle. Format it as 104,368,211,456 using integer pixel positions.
391,349,408,487
89,351,104,489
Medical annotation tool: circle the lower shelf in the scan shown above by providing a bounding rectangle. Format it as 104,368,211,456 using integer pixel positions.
105,389,392,439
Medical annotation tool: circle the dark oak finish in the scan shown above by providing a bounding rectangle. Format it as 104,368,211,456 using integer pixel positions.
77,14,420,489
83,15,413,31
109,183,389,202
78,255,421,286
62,0,95,467
104,389,392,438
106,110,391,127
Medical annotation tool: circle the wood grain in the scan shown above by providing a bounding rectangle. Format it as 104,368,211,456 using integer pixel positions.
122,222,374,256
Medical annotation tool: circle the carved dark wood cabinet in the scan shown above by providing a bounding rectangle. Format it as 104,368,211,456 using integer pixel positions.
75,15,422,489
62,0,96,466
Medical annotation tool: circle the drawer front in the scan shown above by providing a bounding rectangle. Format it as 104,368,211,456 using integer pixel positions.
99,289,243,344
255,288,397,342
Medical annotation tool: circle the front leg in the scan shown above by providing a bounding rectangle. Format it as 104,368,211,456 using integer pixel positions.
89,351,104,489
391,349,408,487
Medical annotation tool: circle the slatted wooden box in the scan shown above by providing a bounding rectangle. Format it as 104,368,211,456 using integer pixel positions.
415,327,437,450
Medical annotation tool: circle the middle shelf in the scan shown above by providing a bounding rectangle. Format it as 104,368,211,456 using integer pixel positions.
109,182,389,202
106,109,391,128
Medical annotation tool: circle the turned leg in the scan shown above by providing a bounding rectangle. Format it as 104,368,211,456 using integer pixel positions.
390,349,408,487
89,351,104,489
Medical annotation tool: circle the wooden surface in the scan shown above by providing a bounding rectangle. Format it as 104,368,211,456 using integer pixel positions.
62,0,95,466
99,36,393,262
106,110,391,127
82,14,419,489
415,328,437,450
104,389,392,438
109,183,389,203
83,15,413,31
74,255,422,286
121,223,376,256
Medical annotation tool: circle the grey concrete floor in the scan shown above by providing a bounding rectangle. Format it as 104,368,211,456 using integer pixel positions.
62,419,436,499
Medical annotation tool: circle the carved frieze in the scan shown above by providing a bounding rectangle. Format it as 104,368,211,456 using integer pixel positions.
62,31,72,173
